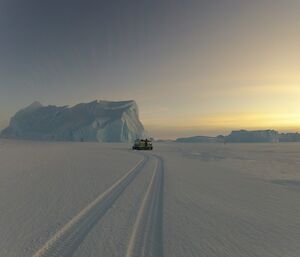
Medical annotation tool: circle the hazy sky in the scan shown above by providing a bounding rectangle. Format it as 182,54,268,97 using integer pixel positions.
1,0,299,138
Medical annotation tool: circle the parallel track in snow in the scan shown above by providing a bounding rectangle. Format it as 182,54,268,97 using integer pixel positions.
31,155,149,257
125,154,165,257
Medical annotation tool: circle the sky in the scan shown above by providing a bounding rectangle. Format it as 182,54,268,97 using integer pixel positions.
0,0,299,139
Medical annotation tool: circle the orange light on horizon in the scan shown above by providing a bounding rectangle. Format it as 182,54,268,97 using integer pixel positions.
144,111,300,133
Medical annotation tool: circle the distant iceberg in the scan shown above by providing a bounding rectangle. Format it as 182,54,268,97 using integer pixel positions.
176,135,223,143
1,100,145,142
279,132,300,142
225,130,279,143
175,130,300,143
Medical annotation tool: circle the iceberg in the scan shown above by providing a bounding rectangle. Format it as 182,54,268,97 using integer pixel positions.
225,130,279,143
1,100,145,142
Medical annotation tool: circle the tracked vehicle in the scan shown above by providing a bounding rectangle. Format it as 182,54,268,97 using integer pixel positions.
132,139,153,150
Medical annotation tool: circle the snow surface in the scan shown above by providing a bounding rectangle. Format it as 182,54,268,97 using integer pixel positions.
0,140,300,257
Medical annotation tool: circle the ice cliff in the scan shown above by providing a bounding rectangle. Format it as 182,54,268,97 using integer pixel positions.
175,130,300,143
1,100,145,142
225,130,279,143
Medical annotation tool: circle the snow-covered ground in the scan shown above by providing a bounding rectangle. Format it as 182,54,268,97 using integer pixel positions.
0,140,299,257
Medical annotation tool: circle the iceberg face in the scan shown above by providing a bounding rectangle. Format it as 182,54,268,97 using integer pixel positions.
1,100,145,142
226,130,279,143
279,133,300,142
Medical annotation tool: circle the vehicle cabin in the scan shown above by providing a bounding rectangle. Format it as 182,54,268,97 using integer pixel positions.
132,139,153,150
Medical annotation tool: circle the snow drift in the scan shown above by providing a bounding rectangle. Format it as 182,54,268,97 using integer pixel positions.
1,100,145,142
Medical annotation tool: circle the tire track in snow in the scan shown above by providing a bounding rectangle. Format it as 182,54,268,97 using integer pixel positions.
31,155,149,257
125,154,164,257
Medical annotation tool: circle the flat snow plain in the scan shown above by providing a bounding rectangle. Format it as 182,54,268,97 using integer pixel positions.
0,140,299,257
